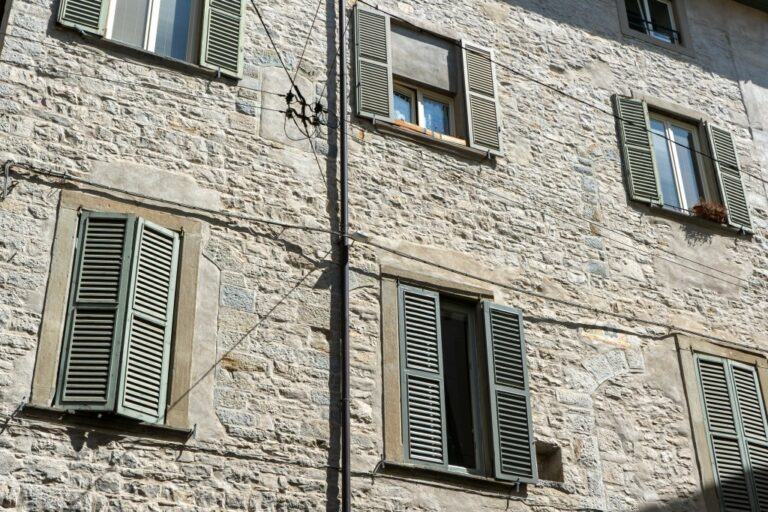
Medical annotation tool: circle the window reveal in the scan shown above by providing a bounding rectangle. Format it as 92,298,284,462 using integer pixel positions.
626,0,679,44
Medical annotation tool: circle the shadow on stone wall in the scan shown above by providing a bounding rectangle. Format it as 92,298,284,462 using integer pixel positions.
636,468,767,511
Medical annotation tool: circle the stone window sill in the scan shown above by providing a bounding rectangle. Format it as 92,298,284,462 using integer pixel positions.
637,202,752,237
619,29,695,58
369,119,496,162
20,404,194,442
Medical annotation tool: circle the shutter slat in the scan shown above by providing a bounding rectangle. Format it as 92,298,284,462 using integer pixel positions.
707,124,752,231
116,221,179,424
200,0,245,78
355,6,392,120
57,214,134,410
614,96,661,205
58,0,107,34
484,303,537,483
399,286,446,467
463,43,502,154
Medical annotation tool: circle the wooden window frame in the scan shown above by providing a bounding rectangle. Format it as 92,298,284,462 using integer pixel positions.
677,335,768,512
30,190,204,430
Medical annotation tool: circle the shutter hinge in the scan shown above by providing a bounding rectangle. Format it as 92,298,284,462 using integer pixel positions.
180,226,185,238
514,479,521,493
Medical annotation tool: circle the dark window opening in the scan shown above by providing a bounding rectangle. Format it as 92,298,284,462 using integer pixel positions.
536,442,564,483
440,301,477,470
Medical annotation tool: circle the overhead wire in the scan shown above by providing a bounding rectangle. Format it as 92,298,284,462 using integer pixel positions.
354,0,768,189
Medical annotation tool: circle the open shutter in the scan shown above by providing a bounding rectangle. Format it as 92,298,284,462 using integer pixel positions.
613,96,662,205
116,220,180,424
696,356,754,511
732,364,768,509
706,124,753,232
57,0,109,35
200,0,246,79
56,213,135,411
462,42,502,155
354,5,393,121
483,302,537,484
398,285,447,467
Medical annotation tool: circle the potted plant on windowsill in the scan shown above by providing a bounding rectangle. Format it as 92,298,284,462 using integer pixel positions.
691,198,727,225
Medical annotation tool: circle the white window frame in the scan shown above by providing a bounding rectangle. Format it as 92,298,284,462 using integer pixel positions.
651,113,707,212
643,0,678,44
393,81,456,137
105,0,201,62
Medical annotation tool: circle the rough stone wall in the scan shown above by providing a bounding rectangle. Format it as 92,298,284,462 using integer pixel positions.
0,0,765,511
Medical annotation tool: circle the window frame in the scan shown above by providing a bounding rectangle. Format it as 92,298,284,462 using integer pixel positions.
678,335,768,512
30,190,204,430
393,83,417,125
393,81,457,137
616,0,694,56
649,112,709,212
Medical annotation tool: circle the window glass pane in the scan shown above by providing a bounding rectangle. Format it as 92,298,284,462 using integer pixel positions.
671,126,703,209
111,0,150,48
423,97,450,135
154,0,193,61
651,119,681,209
626,0,648,33
394,91,413,123
648,0,676,43
440,305,476,470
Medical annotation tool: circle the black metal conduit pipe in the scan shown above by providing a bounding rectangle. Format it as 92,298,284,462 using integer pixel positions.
339,0,351,509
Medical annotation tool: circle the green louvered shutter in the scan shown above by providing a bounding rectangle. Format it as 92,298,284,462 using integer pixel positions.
200,0,246,79
483,302,537,484
57,0,109,35
697,356,755,511
398,285,447,467
116,220,180,424
354,5,392,121
56,213,135,411
613,96,662,205
462,42,502,155
732,363,768,509
706,124,753,232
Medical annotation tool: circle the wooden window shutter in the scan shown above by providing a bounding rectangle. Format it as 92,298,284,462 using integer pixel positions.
482,302,537,484
200,0,246,79
56,213,136,411
57,0,109,35
731,363,768,509
116,220,180,424
706,123,753,232
696,356,760,510
462,42,502,155
613,95,662,205
354,5,393,121
398,285,447,467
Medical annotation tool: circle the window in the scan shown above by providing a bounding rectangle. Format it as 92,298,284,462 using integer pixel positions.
393,283,537,483
56,0,246,78
354,5,503,155
678,336,768,512
613,95,753,232
626,0,678,44
30,191,206,430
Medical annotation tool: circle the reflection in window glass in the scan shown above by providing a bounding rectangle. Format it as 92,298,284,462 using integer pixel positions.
155,0,193,60
423,97,450,135
648,0,675,43
111,0,150,48
394,91,413,123
671,126,703,208
651,119,681,210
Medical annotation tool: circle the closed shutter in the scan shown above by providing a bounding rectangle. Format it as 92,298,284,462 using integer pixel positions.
56,213,135,411
732,364,768,509
613,96,662,205
706,124,753,232
483,302,537,483
57,0,109,35
116,220,180,423
398,285,447,467
200,0,246,79
354,5,393,121
462,42,502,155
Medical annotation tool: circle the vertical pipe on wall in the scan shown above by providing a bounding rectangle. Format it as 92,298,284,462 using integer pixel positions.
339,0,351,510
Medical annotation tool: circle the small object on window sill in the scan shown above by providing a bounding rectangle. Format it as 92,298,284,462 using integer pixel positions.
393,119,468,146
691,199,728,225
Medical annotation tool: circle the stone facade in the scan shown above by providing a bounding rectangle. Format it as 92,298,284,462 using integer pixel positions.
0,0,766,511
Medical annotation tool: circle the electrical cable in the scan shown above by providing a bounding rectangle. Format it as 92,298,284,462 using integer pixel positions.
250,0,300,94
354,0,768,189
292,0,325,85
